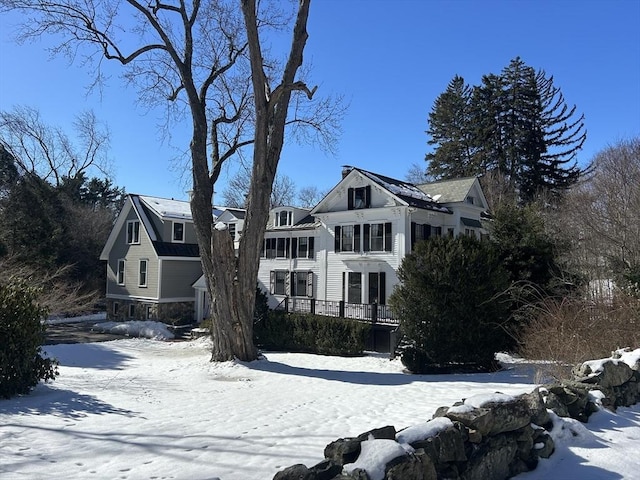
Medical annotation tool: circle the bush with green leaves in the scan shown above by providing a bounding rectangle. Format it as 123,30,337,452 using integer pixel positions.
0,279,58,398
390,236,512,373
254,311,370,356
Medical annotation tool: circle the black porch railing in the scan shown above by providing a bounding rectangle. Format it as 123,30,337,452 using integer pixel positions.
275,297,400,326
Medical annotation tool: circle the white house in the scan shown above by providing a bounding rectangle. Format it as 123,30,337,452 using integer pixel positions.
256,166,489,324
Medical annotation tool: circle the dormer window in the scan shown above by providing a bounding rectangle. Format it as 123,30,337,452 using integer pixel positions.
172,221,185,242
126,220,140,244
348,186,371,210
276,210,292,227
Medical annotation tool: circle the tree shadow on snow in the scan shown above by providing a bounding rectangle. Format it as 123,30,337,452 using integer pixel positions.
44,342,134,370
245,356,537,386
1,384,135,418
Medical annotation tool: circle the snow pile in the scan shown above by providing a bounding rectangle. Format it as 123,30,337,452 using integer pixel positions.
343,439,413,480
396,417,453,445
90,320,175,340
580,347,640,378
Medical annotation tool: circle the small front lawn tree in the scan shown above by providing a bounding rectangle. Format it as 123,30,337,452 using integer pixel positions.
389,236,512,373
0,279,58,399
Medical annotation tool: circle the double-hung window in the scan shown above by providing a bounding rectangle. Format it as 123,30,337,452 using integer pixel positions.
172,222,185,242
291,271,313,297
335,225,360,252
364,222,392,252
291,236,315,259
270,270,288,295
347,186,371,210
139,259,148,287
117,259,126,285
127,220,140,244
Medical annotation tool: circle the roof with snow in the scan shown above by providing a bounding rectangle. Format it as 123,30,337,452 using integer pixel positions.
354,168,451,212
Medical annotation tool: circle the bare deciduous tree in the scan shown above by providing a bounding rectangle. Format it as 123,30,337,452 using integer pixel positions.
222,165,296,208
0,106,110,186
1,0,337,361
550,137,640,294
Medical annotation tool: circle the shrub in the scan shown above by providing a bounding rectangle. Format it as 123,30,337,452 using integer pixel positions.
0,279,59,398
519,292,640,380
389,236,512,372
254,311,370,356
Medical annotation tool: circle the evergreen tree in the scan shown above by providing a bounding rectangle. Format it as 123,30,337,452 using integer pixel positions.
425,75,478,178
426,58,587,203
390,236,513,372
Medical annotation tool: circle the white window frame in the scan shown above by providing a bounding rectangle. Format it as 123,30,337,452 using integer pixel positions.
172,221,185,243
271,270,288,295
276,210,292,227
228,223,236,240
126,220,140,244
117,259,126,285
139,259,148,287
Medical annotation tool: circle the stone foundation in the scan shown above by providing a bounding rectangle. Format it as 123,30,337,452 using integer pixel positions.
106,299,195,325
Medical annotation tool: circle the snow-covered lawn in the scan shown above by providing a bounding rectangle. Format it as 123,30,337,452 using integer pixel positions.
1,337,639,480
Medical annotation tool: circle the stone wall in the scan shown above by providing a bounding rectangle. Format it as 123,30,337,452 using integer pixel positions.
106,299,194,325
274,348,640,480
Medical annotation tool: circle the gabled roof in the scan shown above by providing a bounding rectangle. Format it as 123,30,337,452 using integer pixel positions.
138,195,192,220
356,168,450,212
100,194,238,261
416,177,477,203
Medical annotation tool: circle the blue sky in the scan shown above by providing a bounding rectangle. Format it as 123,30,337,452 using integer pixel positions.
1,0,639,202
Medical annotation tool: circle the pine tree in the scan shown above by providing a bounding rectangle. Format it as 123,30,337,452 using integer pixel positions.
425,75,478,179
426,58,587,203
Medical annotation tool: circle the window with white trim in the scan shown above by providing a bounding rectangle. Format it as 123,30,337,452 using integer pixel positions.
139,259,148,287
228,223,236,240
276,210,292,227
117,259,125,285
347,186,371,210
335,225,360,252
291,271,313,297
270,270,288,295
172,221,185,242
293,236,315,259
126,220,140,244
364,222,392,252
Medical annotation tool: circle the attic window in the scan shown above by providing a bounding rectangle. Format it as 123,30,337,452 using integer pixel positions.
466,196,475,205
348,186,371,210
173,222,185,243
127,220,140,244
276,210,292,227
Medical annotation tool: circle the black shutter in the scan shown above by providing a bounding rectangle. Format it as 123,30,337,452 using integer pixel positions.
363,224,370,252
365,185,371,208
379,272,386,305
347,188,354,210
384,222,392,252
424,224,431,240
354,224,361,252
335,226,341,252
291,238,298,259
308,237,315,258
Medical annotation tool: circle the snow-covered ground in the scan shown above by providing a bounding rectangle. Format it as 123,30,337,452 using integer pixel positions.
1,335,639,480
